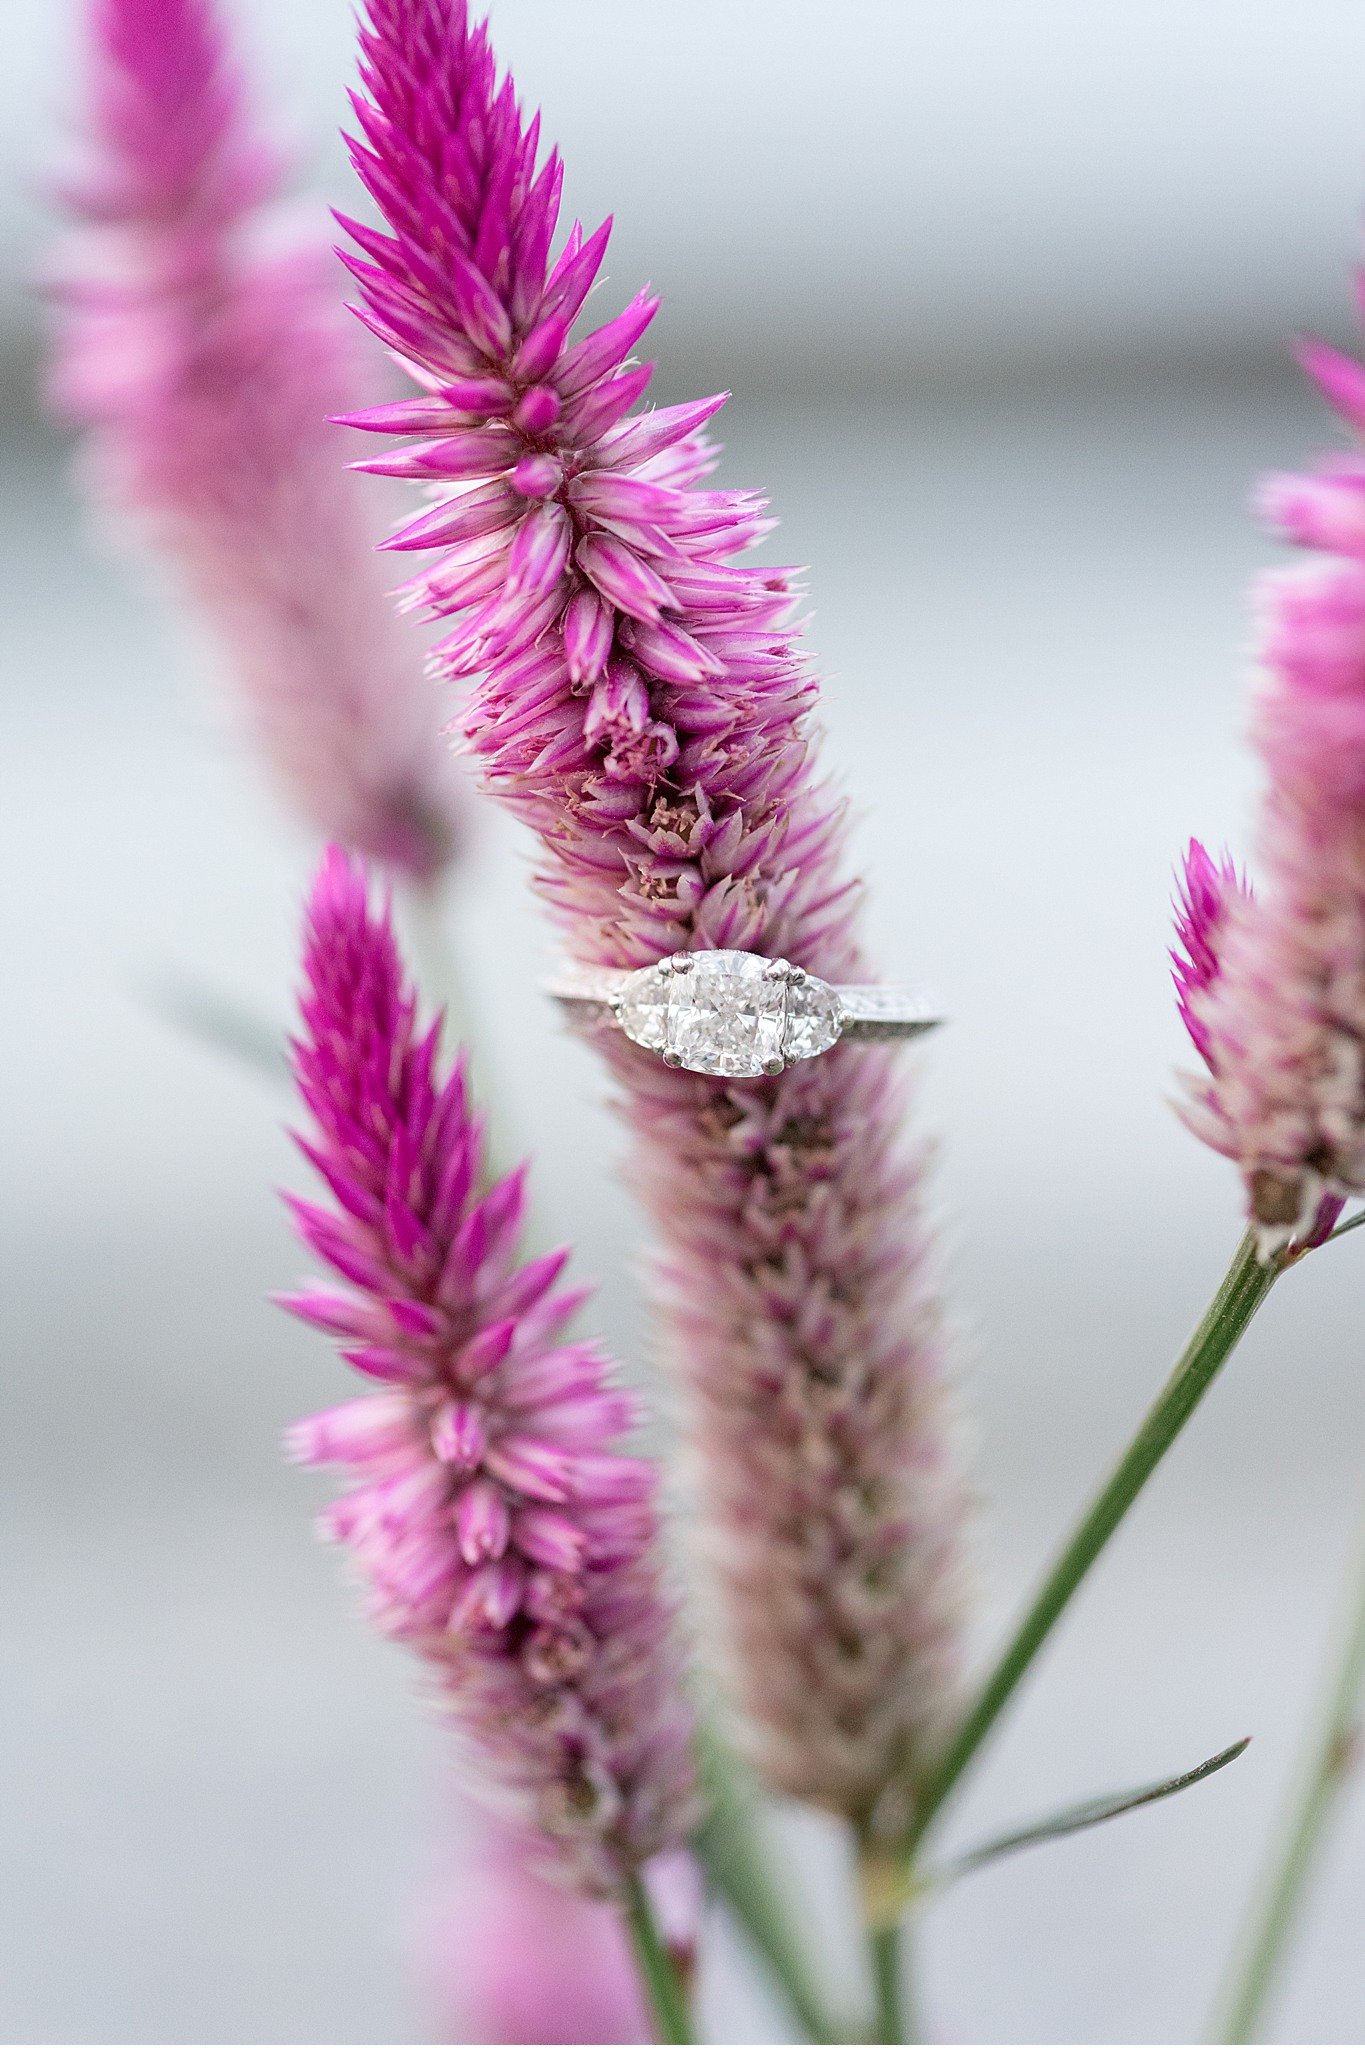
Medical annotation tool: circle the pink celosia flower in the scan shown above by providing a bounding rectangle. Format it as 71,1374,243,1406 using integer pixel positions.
50,0,461,880
1177,328,1365,1248
338,0,965,1840
420,1810,700,2044
278,847,696,1890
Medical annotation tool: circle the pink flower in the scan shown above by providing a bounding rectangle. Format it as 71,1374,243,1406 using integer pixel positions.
1177,327,1365,1248
278,848,695,1890
338,0,965,1841
50,0,462,880
420,1810,700,2044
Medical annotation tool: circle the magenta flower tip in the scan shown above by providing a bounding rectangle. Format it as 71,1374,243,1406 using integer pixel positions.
279,846,695,1889
1171,840,1248,1070
1295,334,1365,432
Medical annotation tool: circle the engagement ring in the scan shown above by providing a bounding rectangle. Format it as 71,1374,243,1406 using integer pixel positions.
545,948,941,1079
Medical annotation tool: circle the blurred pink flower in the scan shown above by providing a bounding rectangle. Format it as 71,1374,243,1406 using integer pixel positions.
421,1811,700,2044
1177,327,1365,1248
279,848,696,1891
50,0,462,880
337,0,966,1841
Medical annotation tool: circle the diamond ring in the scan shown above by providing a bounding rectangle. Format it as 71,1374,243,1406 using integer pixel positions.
545,947,941,1079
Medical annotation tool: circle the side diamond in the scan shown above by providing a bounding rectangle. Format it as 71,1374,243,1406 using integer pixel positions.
782,975,842,1062
617,963,671,1050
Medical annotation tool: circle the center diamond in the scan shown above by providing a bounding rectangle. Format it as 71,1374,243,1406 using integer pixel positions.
664,950,786,1077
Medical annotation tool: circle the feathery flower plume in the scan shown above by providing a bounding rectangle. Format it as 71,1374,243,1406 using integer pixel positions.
1176,325,1365,1248
51,0,461,880
278,848,696,1890
338,0,965,1841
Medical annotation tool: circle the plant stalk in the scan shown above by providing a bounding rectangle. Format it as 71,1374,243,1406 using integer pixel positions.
860,1841,920,2043
869,1920,907,2044
694,1723,843,2041
903,1229,1280,1863
624,1871,694,2044
1211,1511,1365,2043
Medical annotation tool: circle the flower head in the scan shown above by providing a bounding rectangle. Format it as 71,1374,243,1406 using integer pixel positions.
1177,328,1365,1248
338,0,967,1838
51,0,462,880
279,848,695,1889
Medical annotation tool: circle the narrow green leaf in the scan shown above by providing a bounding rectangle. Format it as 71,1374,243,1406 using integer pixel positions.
133,967,287,1083
929,1738,1251,1888
1213,1513,1365,2042
693,1721,846,2043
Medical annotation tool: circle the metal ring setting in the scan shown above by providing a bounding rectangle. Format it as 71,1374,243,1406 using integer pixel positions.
545,947,941,1079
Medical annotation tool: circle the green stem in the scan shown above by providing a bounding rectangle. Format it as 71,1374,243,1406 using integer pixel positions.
869,1920,908,2044
694,1724,843,2041
1212,1512,1365,2043
136,969,287,1085
904,1229,1280,1861
624,1872,694,2044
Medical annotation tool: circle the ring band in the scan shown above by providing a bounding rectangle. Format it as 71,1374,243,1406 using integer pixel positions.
545,947,941,1079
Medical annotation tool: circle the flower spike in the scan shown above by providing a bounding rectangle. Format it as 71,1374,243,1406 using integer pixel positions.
279,848,696,1891
50,0,462,879
339,0,967,1839
1176,318,1365,1249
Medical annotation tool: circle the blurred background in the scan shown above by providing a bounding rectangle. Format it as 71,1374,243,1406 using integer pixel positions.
5,2,1365,2040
